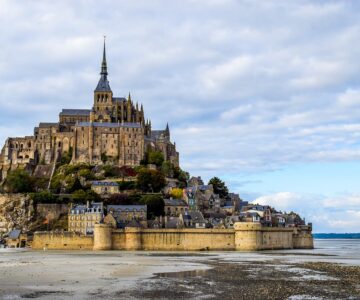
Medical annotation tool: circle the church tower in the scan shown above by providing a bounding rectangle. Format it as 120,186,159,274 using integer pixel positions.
93,38,113,123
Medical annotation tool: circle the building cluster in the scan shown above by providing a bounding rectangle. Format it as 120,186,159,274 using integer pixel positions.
66,175,309,235
0,41,179,181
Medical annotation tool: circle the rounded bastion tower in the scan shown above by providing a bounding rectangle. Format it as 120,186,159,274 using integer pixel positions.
93,223,112,250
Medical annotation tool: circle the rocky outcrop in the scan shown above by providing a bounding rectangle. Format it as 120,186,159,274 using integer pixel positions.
0,194,35,235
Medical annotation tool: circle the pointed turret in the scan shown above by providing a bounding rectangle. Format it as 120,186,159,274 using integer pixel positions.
95,37,111,92
165,122,170,138
101,38,108,77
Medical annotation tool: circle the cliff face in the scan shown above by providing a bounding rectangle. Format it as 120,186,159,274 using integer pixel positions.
0,194,35,235
0,194,69,237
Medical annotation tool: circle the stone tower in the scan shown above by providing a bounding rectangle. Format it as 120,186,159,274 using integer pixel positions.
93,38,113,123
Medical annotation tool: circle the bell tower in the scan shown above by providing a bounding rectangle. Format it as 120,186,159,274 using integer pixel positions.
93,37,113,123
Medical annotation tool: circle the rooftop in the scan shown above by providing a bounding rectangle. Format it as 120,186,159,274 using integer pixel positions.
77,122,141,128
92,181,119,187
60,109,91,116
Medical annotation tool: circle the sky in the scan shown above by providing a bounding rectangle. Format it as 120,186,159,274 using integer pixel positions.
0,0,360,233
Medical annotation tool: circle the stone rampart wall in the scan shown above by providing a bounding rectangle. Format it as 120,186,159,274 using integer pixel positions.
32,232,93,250
32,223,313,251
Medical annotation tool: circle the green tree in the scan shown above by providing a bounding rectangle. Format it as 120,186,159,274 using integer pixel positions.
208,177,229,198
29,191,56,204
78,168,94,180
71,189,87,202
148,151,164,167
161,161,173,177
140,194,164,219
59,147,73,165
65,176,83,193
5,169,34,193
136,168,166,193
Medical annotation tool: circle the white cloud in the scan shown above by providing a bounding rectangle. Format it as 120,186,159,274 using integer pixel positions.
1,1,360,232
253,192,360,233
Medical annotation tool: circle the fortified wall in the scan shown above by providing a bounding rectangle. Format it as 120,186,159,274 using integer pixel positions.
32,222,313,251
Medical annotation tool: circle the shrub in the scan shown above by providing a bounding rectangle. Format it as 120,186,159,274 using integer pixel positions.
136,168,166,193
140,194,164,219
5,169,34,193
170,188,183,199
29,191,57,204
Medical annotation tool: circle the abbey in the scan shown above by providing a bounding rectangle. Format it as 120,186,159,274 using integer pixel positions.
0,41,179,180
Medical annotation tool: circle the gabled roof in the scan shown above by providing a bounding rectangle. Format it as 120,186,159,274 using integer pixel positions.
60,109,91,116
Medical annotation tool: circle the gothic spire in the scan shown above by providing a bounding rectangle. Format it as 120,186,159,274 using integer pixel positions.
95,36,112,92
165,122,170,137
101,36,108,77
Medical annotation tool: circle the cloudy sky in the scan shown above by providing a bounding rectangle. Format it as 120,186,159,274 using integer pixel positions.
1,0,360,232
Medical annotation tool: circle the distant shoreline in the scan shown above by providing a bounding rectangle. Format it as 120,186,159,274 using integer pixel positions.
314,233,360,239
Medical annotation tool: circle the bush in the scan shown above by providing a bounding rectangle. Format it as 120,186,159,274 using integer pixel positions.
148,151,164,167
170,188,183,199
136,168,166,193
59,147,73,165
5,169,34,193
140,194,164,219
118,181,136,191
72,189,101,203
29,191,57,204
78,169,94,180
50,173,64,193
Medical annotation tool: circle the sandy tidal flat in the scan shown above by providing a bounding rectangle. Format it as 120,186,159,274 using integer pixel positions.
0,240,359,299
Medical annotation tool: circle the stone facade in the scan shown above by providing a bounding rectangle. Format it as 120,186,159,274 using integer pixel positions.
68,202,104,235
91,181,119,195
0,41,179,181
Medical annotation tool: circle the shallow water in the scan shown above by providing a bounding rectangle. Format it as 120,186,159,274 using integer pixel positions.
0,239,359,299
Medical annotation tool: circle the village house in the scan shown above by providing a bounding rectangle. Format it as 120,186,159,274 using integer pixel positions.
240,211,261,223
91,181,119,196
242,205,272,226
272,213,286,227
5,229,28,248
164,198,188,216
179,211,206,228
107,205,147,228
68,202,104,235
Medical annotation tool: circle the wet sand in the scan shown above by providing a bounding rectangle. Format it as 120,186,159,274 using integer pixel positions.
0,240,359,299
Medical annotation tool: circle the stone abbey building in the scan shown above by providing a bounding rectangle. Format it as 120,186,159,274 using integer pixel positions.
0,41,179,180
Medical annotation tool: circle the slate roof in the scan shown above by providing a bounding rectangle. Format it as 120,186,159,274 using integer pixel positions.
39,122,58,128
182,211,206,223
113,97,127,102
77,122,141,128
165,217,180,228
70,202,104,214
60,109,91,116
95,76,112,92
164,198,188,206
151,130,166,139
8,229,21,239
92,181,119,187
107,205,147,212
